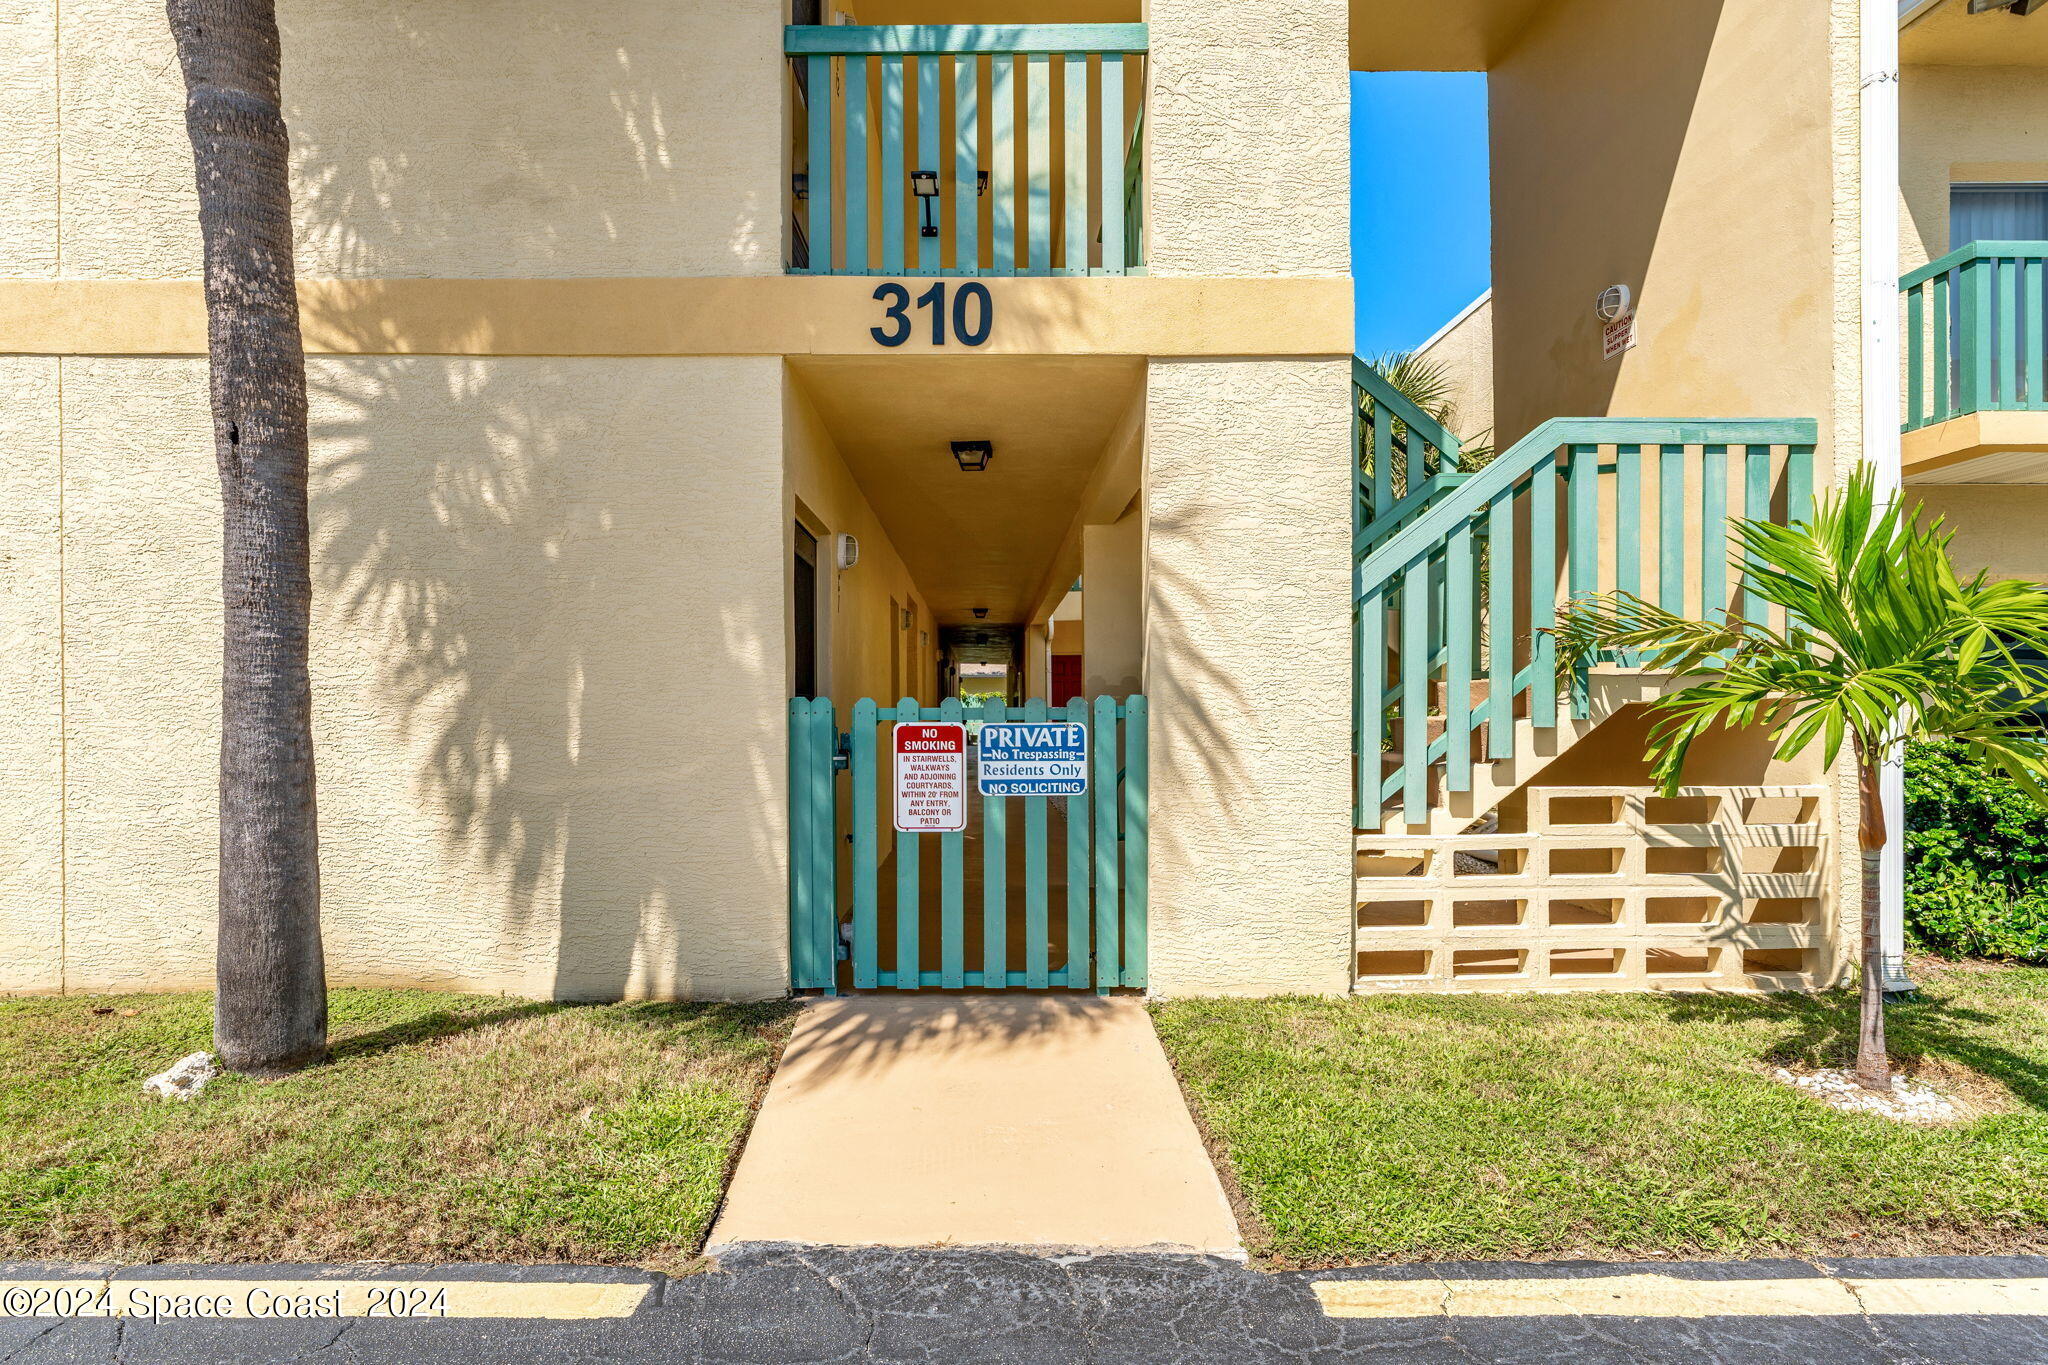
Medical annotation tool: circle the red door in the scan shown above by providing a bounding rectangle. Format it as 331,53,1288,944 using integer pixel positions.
1050,654,1083,704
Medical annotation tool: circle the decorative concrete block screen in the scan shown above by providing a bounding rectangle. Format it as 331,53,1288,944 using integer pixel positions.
1353,785,1831,993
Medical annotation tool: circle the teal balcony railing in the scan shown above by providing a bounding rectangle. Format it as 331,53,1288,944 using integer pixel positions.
786,24,1148,276
1903,240,2048,431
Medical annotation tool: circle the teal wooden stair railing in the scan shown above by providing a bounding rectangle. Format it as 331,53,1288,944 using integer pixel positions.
786,24,1148,277
1352,356,1466,532
1353,416,1819,831
1903,240,2048,431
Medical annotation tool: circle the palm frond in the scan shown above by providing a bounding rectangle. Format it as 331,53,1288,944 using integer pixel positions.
1558,462,2048,800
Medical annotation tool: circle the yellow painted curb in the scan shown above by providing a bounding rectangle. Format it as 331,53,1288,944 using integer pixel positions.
1312,1274,2048,1319
0,1278,650,1320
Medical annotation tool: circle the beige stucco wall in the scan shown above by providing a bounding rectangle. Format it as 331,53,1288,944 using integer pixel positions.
12,356,790,1000
1144,0,1348,277
1487,0,1841,447
31,0,783,280
1144,358,1353,996
1413,292,1495,447
1901,64,2048,275
785,374,935,713
1913,486,2048,583
1081,510,1142,698
1137,0,1353,993
0,356,63,994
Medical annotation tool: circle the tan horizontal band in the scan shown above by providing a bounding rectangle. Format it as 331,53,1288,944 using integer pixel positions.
1314,1274,2048,1319
1903,410,2048,474
0,275,1351,359
0,1277,650,1320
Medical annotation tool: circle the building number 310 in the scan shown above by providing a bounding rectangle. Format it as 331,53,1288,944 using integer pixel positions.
870,281,994,348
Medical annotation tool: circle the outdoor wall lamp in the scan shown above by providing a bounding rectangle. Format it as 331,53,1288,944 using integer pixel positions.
792,172,809,201
912,170,940,237
972,608,989,619
950,440,994,472
977,170,990,197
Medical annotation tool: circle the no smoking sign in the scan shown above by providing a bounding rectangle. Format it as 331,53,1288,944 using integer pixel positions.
892,722,966,833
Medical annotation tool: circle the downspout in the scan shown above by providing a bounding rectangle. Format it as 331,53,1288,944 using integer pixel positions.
1867,0,1914,991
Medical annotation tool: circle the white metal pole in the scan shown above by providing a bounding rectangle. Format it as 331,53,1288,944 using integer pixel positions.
1864,0,1913,991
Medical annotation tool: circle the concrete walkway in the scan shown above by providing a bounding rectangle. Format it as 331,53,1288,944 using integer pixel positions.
708,995,1242,1257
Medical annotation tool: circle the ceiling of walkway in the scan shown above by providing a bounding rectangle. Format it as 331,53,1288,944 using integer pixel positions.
1350,0,1553,70
790,356,1141,627
1903,1,2048,66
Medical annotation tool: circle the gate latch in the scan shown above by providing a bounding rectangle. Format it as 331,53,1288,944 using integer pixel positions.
832,733,851,772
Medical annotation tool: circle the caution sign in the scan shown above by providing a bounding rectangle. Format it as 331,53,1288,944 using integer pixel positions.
1602,311,1637,361
893,722,967,833
978,721,1089,797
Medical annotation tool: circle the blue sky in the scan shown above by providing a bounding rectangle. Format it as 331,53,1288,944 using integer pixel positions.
1351,71,1491,358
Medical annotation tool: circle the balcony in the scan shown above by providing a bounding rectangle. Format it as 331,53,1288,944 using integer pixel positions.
786,24,1147,277
1902,241,2048,479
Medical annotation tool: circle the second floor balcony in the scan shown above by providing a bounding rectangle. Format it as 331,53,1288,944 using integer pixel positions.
1903,240,2048,432
786,23,1147,278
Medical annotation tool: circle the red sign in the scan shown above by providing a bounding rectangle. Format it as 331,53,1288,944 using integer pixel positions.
893,722,967,833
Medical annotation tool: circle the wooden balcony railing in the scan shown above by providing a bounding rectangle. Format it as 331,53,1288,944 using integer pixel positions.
786,24,1147,276
1903,240,2048,431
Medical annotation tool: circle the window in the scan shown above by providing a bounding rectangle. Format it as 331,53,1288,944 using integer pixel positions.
1951,183,2048,247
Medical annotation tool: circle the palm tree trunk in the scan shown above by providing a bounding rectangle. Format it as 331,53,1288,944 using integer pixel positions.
1854,740,1891,1093
167,0,327,1074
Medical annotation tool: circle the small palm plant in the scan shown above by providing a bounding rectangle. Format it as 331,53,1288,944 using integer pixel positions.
1361,350,1495,470
1561,464,2048,1092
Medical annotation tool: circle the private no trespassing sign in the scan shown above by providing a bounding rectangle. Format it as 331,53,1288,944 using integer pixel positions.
978,721,1088,797
893,722,966,833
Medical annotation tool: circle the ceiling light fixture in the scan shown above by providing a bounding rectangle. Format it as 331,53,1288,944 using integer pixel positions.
950,440,994,472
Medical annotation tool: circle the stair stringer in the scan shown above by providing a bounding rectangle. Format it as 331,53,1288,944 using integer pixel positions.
1373,669,1688,838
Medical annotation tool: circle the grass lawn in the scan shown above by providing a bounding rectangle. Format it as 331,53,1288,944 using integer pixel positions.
1155,958,2048,1267
0,989,793,1269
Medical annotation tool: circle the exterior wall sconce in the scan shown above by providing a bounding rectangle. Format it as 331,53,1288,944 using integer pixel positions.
912,170,940,237
792,172,809,201
977,170,989,197
950,440,994,472
972,608,989,619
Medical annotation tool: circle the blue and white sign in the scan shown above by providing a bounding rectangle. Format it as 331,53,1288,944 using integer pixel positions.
977,721,1089,797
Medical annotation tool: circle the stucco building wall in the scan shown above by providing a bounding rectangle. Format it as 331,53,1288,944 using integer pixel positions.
1143,358,1354,996
15,356,791,1001
0,356,63,994
1080,512,1142,699
1488,0,1840,448
1412,292,1494,447
1136,0,1353,995
785,375,935,714
1899,63,2048,274
35,0,784,281
1144,0,1348,279
1913,487,2048,583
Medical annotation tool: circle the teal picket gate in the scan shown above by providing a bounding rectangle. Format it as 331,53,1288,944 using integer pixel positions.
789,695,1147,993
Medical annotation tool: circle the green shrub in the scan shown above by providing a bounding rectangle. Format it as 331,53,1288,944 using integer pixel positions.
1908,866,2048,962
1906,739,2048,961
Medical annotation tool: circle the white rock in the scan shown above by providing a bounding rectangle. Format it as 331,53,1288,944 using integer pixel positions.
142,1051,217,1101
1771,1066,1959,1123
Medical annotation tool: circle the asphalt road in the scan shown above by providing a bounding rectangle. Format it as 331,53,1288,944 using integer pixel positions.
6,1249,2048,1363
